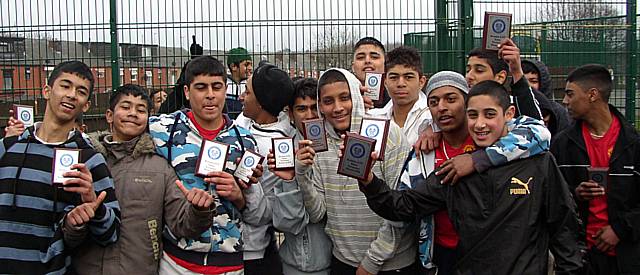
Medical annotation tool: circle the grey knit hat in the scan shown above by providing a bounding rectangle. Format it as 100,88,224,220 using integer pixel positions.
425,71,469,97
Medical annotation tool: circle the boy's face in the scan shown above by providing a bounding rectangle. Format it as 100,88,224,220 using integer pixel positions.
352,44,385,82
428,86,466,133
562,81,591,120
525,72,540,91
106,94,149,142
289,96,318,131
319,81,352,131
43,72,91,124
152,90,167,113
232,60,253,80
386,65,426,107
239,76,262,120
465,56,506,87
466,95,515,148
184,74,226,125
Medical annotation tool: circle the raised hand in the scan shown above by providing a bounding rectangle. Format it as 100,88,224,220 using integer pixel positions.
63,163,97,203
176,180,214,211
66,191,107,226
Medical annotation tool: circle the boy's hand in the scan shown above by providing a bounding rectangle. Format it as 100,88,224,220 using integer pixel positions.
498,38,524,83
63,164,97,203
5,110,26,137
436,154,475,184
296,140,317,167
66,191,106,226
359,86,375,110
176,180,214,211
593,225,619,252
267,149,294,180
414,125,441,154
356,265,374,275
575,181,605,201
205,171,245,209
234,156,263,189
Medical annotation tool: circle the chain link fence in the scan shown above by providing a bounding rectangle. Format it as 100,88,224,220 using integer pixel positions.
1,0,638,132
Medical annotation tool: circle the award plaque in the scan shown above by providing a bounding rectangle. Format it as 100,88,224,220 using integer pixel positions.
272,137,295,170
195,140,230,177
302,118,328,152
13,104,34,127
482,12,512,51
337,132,376,181
52,148,81,187
234,149,264,183
365,72,384,101
588,166,609,189
359,117,390,160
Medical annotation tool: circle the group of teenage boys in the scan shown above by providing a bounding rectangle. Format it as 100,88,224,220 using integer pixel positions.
0,33,637,275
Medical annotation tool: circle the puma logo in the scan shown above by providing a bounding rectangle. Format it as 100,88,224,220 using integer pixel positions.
510,177,533,195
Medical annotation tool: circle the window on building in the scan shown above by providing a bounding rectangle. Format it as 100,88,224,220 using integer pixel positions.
3,69,14,91
0,42,11,53
25,67,31,80
97,68,105,79
146,70,153,86
130,68,138,81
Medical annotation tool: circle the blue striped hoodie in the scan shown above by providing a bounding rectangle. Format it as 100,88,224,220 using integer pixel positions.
0,126,120,274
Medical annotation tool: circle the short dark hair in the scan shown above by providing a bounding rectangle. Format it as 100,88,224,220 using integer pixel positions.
149,88,165,98
354,37,386,53
109,84,152,113
521,61,540,76
566,64,612,102
468,48,509,76
467,80,511,111
385,46,423,75
185,56,227,86
47,61,95,96
318,70,348,97
290,78,318,108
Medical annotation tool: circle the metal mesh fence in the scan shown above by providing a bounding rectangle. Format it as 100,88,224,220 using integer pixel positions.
1,0,638,132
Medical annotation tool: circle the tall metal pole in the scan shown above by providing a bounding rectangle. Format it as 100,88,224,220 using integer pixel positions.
110,0,120,90
625,0,637,125
435,0,449,71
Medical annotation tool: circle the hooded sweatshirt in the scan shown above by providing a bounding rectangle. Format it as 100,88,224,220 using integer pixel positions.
522,59,571,135
234,111,295,260
296,68,415,273
72,132,214,275
0,124,120,274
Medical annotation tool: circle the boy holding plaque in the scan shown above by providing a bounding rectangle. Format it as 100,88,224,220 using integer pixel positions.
236,63,295,274
551,65,640,274
72,84,216,274
0,61,120,274
296,68,418,274
361,81,582,274
368,46,430,145
149,56,261,275
351,37,390,109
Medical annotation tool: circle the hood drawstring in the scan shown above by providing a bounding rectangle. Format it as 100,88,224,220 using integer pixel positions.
12,135,32,210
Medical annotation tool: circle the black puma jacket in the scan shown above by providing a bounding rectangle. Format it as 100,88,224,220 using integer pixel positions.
361,152,583,275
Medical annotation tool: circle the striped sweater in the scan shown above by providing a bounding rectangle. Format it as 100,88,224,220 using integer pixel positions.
296,68,416,274
0,126,120,274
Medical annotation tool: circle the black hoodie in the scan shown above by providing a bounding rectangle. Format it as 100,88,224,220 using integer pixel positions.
523,59,572,136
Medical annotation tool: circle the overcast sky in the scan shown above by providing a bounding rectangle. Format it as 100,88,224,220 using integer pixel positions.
0,0,631,52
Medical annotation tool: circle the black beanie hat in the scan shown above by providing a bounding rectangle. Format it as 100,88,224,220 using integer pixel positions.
251,64,294,117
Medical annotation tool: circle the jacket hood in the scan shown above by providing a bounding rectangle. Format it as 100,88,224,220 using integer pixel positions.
88,131,156,160
317,68,365,138
523,59,552,99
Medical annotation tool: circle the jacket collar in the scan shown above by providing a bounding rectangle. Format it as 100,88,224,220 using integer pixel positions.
89,132,156,161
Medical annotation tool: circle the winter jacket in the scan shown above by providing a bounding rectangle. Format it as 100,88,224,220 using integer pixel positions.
71,133,214,275
296,68,416,274
0,124,120,274
551,105,640,274
149,110,259,268
274,130,332,274
522,59,571,135
234,111,295,260
362,151,583,275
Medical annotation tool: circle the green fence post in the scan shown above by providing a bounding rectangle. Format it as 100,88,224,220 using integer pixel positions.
458,0,474,72
110,0,120,90
625,0,637,125
435,0,448,71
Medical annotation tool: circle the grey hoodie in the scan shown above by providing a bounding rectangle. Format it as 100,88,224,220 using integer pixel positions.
296,68,416,273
